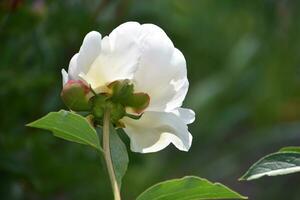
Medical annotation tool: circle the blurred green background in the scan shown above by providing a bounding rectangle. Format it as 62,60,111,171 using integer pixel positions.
1,0,300,199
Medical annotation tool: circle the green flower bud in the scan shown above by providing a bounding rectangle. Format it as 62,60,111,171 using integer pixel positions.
109,102,126,124
107,80,150,114
126,92,150,114
90,96,126,127
90,94,107,119
61,80,92,111
107,80,134,103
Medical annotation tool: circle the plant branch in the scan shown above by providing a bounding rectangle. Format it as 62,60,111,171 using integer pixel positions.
103,108,121,200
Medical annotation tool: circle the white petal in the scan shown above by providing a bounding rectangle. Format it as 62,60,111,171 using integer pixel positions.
132,24,189,112
67,53,79,80
122,111,192,153
67,31,102,81
77,31,102,73
84,22,141,90
171,108,195,124
61,69,69,85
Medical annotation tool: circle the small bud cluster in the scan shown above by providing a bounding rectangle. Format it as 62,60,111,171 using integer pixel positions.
61,79,150,127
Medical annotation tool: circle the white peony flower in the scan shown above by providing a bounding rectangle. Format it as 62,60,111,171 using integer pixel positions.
61,22,195,153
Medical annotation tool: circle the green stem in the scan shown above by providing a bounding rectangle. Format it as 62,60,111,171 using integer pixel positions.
103,108,121,200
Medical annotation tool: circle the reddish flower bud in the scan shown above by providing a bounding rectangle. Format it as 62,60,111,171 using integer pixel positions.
61,80,92,111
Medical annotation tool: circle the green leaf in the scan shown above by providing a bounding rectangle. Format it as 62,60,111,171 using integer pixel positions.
110,124,129,189
136,176,247,200
240,151,300,181
27,110,101,151
279,146,300,153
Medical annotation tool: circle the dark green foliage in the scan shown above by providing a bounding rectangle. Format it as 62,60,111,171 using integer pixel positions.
1,0,300,199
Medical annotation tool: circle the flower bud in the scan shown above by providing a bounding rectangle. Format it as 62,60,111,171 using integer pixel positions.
61,80,92,111
107,80,150,114
126,92,150,114
90,95,107,119
109,102,126,124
